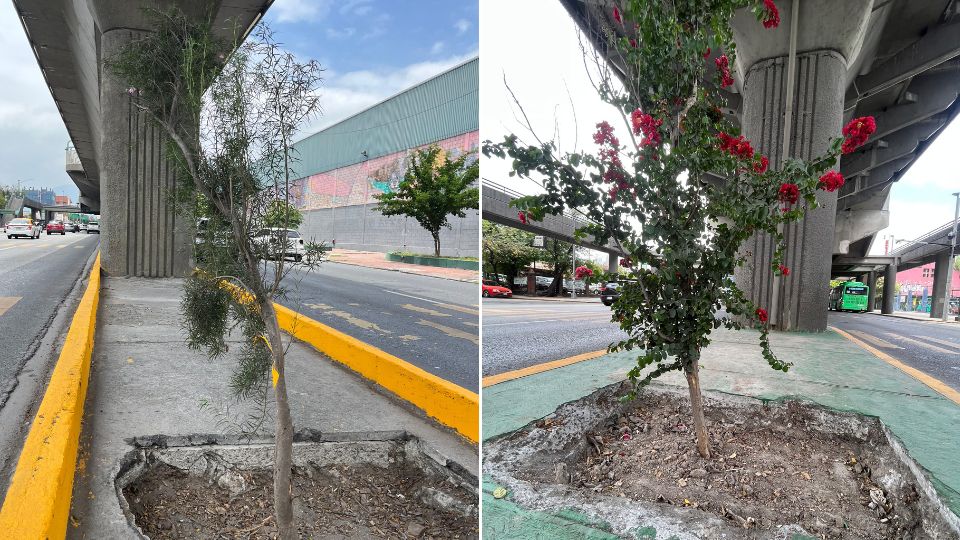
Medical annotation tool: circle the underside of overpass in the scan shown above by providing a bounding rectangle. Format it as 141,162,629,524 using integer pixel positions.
13,0,272,276
562,0,960,331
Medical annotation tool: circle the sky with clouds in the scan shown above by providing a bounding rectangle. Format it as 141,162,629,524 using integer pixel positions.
481,0,960,257
0,0,477,200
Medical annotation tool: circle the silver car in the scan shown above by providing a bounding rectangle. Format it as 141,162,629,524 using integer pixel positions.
6,218,42,239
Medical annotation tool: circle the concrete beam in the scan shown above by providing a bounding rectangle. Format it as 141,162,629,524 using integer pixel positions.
864,70,960,141
833,255,899,266
837,157,912,207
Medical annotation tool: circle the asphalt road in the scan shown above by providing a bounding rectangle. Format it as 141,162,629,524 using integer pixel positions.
275,262,479,392
481,298,626,377
829,311,960,392
0,231,100,408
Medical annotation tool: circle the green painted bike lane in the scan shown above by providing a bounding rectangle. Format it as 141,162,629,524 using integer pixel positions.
482,327,960,538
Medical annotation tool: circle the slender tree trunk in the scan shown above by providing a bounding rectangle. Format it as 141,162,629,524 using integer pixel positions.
432,232,441,257
261,299,296,539
684,354,711,459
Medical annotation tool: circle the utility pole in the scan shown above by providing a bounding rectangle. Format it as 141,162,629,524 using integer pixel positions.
943,192,960,322
570,245,576,299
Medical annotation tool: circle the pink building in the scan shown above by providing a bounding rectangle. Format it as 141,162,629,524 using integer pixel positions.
895,262,960,312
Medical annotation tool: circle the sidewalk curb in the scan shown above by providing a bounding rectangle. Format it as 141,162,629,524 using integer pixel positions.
868,311,959,324
274,303,479,442
327,259,478,284
0,252,100,538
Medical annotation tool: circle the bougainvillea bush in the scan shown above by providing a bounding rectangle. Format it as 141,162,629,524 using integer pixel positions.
483,0,874,458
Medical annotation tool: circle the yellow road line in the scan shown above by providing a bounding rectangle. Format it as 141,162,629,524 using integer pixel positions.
885,333,957,355
832,326,960,406
847,329,902,350
482,349,609,388
416,319,478,345
400,303,451,318
0,297,21,316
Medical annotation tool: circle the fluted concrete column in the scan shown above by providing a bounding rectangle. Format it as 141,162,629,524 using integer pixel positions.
882,264,897,314
930,251,951,318
608,252,619,274
100,29,192,277
866,271,877,312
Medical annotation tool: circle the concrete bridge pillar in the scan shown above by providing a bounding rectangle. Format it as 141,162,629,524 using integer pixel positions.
882,264,897,314
865,271,877,312
930,251,951,318
731,0,873,332
608,252,619,274
99,29,192,277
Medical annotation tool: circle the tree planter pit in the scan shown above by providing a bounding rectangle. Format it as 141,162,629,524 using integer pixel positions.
483,383,959,539
116,431,478,539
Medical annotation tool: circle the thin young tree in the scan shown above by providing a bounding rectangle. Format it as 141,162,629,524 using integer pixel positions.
484,0,875,458
110,10,324,537
374,144,479,257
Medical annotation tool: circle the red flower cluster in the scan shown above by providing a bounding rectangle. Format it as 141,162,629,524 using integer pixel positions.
631,109,663,147
575,265,594,280
756,308,768,323
703,47,711,58
613,6,622,24
762,0,780,29
841,116,876,154
603,168,626,184
818,170,845,192
717,132,754,160
593,121,619,147
753,155,769,174
620,257,633,268
715,55,734,87
629,38,637,48
517,211,528,224
778,183,799,205
778,264,790,276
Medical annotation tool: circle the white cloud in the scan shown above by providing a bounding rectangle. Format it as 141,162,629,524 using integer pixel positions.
454,18,471,34
326,27,356,39
431,41,445,54
339,0,373,17
271,0,332,23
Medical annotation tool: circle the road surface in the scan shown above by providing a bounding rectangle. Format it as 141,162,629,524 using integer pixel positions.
0,231,99,408
277,262,479,392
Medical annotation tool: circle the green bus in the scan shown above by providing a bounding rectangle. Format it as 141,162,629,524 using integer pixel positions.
829,281,870,312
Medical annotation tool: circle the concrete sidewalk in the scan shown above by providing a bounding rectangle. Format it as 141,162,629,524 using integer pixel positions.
870,309,960,324
327,249,478,282
483,327,960,538
69,278,477,538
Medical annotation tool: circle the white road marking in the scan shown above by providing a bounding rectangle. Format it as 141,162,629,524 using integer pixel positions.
885,333,958,355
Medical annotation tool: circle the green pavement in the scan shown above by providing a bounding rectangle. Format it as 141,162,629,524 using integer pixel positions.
482,327,960,538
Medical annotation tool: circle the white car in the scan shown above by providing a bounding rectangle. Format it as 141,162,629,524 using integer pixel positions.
254,228,305,262
86,220,100,234
6,218,42,239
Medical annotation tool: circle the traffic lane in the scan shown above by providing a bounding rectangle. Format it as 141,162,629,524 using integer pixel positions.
829,311,960,392
275,262,479,392
482,299,627,377
0,233,99,406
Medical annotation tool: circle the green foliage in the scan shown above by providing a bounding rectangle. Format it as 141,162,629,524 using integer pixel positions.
483,0,850,389
482,220,539,283
375,145,479,257
264,200,303,229
181,273,232,358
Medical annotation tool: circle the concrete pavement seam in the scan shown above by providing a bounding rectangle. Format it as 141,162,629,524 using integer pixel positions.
327,259,478,283
0,252,101,538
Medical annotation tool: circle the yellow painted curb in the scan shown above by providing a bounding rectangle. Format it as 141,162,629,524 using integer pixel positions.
831,326,960,406
275,303,479,442
482,349,609,388
0,252,101,538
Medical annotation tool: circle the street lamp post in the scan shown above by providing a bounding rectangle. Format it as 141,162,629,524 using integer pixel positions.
943,192,960,322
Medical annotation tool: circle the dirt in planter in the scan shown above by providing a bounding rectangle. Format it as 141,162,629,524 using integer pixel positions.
515,392,941,539
124,461,478,539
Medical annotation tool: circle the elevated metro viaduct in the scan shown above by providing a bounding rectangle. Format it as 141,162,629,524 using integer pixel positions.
562,0,960,331
13,0,273,277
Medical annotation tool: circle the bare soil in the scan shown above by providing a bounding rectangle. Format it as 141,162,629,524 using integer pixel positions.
507,390,948,539
124,461,478,539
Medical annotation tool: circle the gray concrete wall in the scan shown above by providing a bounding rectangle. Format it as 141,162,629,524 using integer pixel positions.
300,204,479,257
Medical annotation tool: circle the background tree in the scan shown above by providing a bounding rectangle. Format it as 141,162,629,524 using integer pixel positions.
375,144,479,257
485,0,874,458
482,220,538,284
111,11,325,538
264,199,304,230
540,238,574,296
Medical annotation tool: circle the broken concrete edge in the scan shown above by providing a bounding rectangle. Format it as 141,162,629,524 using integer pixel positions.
113,430,479,538
482,382,960,539
272,302,480,443
0,251,101,539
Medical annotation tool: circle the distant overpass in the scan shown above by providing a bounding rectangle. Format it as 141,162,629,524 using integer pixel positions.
482,180,626,272
14,0,273,276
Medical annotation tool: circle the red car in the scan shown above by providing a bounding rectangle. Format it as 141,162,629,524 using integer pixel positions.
482,280,513,298
46,220,66,235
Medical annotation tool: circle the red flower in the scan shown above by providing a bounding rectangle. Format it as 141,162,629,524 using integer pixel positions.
575,265,594,280
753,155,769,174
756,308,768,323
629,38,637,48
613,6,622,24
778,264,790,276
778,183,799,205
818,170,845,192
593,121,620,147
762,0,780,29
703,47,711,58
715,55,734,87
631,109,663,147
608,185,620,200
517,211,527,224
620,257,633,268
841,116,876,154
717,132,754,160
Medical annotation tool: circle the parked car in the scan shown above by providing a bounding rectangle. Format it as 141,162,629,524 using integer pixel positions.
46,220,66,235
6,218,42,239
600,281,621,306
253,228,305,262
482,280,513,298
86,219,100,234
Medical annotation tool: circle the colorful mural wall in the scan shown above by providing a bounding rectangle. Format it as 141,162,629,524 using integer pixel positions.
291,131,479,211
